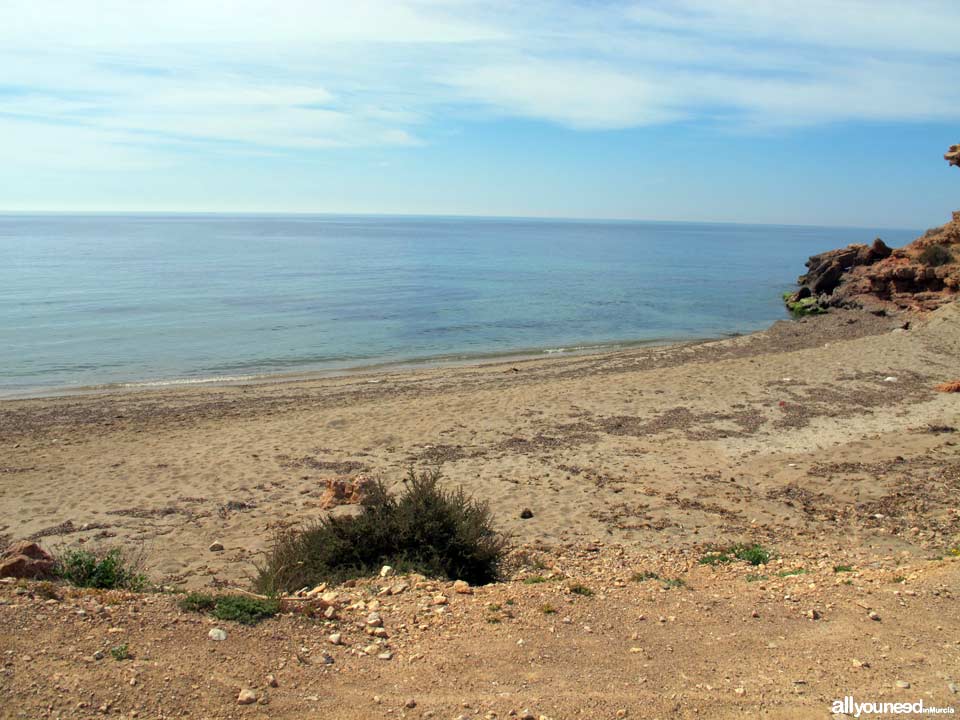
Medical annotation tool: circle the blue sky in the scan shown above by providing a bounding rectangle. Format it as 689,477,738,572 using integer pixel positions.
1,0,957,227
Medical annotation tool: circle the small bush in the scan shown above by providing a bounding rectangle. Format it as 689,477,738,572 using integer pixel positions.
54,547,147,591
110,644,131,661
255,468,507,592
523,575,548,585
745,574,768,582
568,583,593,597
179,592,279,625
540,603,557,614
631,571,660,582
661,578,686,589
919,244,953,267
833,564,854,573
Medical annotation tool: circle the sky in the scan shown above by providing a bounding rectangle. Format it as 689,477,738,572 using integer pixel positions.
1,0,958,227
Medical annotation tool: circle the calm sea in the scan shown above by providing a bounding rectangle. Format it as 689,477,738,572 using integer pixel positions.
0,214,919,398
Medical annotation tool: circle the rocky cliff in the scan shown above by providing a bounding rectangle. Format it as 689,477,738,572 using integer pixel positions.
784,211,960,315
784,147,960,315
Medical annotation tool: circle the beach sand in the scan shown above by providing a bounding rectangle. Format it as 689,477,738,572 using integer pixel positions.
1,305,959,718
2,305,958,584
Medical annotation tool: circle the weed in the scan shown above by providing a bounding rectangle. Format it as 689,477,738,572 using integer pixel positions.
568,583,593,597
110,644,131,661
745,574,768,582
919,244,953,267
777,568,808,578
179,592,279,626
700,543,772,567
255,468,506,592
631,571,660,582
833,565,854,573
54,547,147,591
523,575,547,585
540,604,557,614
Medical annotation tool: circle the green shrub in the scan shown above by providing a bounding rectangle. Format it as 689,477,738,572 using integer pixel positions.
540,603,557,614
833,564,854,573
255,468,507,593
523,575,548,584
568,583,593,597
918,244,953,267
110,644,131,661
178,592,279,625
777,568,807,578
54,547,147,591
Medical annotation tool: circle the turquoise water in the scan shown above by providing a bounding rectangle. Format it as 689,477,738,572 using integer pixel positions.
0,214,918,397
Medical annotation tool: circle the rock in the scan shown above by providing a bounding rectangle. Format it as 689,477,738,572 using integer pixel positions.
785,210,960,314
948,682,958,693
328,633,343,645
404,698,417,709
868,610,881,621
432,594,449,606
366,612,383,627
852,659,869,668
379,565,395,578
319,652,334,665
895,680,911,689
520,508,534,519
266,674,278,688
377,651,393,660
0,541,55,580
237,688,257,705
319,475,376,510
806,609,821,620
208,628,227,641
946,144,960,169
453,580,473,594
208,541,224,552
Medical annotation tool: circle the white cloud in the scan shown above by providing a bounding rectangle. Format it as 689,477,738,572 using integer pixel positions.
0,0,958,169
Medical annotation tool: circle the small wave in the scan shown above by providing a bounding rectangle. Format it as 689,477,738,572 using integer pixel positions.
116,374,262,389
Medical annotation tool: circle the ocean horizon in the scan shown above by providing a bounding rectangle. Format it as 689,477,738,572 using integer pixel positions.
1,213,920,398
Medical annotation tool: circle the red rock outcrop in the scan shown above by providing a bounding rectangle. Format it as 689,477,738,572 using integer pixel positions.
786,211,960,314
318,475,376,509
946,144,960,169
0,541,55,579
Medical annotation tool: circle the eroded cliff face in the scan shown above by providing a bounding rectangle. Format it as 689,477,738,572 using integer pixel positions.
785,212,960,315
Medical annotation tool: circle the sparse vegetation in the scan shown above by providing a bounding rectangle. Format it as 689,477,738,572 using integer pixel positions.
568,583,593,597
833,564,854,573
54,547,147,591
777,568,807,578
661,578,686,589
631,571,660,582
700,543,772,567
255,469,507,592
745,574,768,582
110,644,131,661
540,603,557,614
523,575,548,585
918,243,953,267
178,592,280,625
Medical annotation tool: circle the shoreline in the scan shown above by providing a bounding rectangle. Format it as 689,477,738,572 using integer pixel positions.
0,331,729,402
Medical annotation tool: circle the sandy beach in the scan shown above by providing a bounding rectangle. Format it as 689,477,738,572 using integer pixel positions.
2,305,959,718
2,305,959,584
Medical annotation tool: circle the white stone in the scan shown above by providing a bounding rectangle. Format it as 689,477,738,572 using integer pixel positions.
208,628,227,641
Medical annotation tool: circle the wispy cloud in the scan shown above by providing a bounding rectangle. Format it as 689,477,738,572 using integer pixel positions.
1,0,958,168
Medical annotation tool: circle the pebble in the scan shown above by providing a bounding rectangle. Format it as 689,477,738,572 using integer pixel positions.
520,508,534,519
404,698,417,709
319,652,334,665
328,633,343,645
868,611,881,621
806,609,821,620
432,594,449,606
366,612,383,628
895,680,911,689
266,674,278,688
208,628,227,641
948,682,958,693
237,689,257,705
380,565,395,578
453,580,473,595
208,541,224,552
377,651,393,661
851,659,869,668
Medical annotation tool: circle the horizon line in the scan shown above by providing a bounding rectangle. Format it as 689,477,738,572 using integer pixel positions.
0,208,923,233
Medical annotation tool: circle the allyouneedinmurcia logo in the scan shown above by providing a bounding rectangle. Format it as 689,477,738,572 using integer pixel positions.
832,696,955,717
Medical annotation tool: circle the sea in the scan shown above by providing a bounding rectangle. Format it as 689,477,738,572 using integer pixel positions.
0,214,920,398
